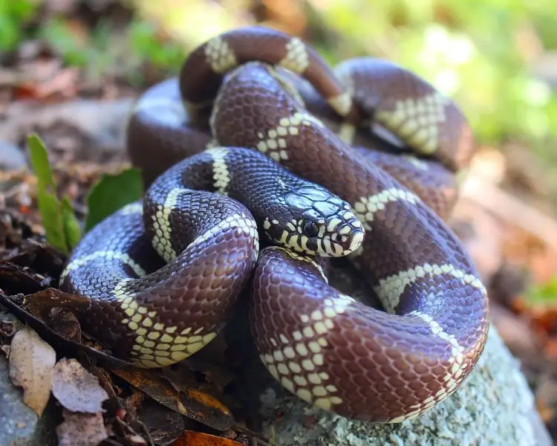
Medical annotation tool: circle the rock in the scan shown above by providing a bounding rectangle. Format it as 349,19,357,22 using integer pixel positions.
0,141,27,171
0,354,57,446
258,326,550,446
0,98,134,156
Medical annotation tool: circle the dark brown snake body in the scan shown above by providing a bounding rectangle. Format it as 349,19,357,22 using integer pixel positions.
61,26,489,423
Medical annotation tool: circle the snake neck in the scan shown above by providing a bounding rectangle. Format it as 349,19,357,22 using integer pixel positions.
146,146,363,258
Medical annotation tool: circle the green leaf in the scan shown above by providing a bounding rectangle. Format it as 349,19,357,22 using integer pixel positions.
526,275,557,305
35,185,67,253
40,18,88,67
85,168,143,232
61,196,82,250
0,0,39,51
27,133,81,254
27,133,55,189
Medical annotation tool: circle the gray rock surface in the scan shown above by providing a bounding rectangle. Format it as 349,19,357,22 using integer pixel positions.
0,354,56,446
0,141,27,171
0,99,133,153
259,326,551,446
0,307,57,446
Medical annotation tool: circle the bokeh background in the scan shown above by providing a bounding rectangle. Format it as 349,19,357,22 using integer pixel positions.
3,0,557,440
4,0,557,206
3,0,557,153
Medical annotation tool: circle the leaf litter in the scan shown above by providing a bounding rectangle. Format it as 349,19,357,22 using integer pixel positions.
8,326,56,416
56,409,108,446
52,358,109,413
0,197,259,445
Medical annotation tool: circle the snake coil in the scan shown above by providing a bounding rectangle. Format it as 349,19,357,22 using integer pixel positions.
61,26,489,423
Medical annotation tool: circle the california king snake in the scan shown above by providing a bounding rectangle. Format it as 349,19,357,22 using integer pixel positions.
60,26,489,423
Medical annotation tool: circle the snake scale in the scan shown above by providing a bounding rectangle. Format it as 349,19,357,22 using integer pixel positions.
60,26,489,423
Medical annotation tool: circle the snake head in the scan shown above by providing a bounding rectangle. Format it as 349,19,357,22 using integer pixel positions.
264,185,365,257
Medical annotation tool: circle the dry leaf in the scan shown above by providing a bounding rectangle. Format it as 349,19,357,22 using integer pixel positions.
137,398,185,445
169,430,244,446
0,292,132,369
24,287,90,311
56,409,108,446
8,326,56,415
0,262,44,296
112,368,234,431
52,358,109,413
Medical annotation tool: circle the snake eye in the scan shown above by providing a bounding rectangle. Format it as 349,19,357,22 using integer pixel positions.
302,220,319,237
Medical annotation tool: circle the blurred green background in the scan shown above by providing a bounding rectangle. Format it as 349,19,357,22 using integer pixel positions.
2,0,556,173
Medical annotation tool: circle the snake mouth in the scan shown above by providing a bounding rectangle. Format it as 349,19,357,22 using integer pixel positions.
347,229,364,254
313,226,364,257
267,230,364,258
316,236,344,257
266,231,357,258
316,212,365,257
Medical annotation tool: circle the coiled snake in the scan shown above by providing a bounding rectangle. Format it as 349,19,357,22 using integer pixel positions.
60,26,489,423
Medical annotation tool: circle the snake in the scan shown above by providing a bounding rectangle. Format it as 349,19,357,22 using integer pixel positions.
60,26,489,423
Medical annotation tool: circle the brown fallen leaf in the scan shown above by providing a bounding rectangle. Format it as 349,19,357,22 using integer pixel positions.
15,64,79,101
8,326,56,415
184,388,232,420
24,288,90,311
169,430,244,446
46,307,82,342
137,398,185,445
52,358,109,413
20,288,89,342
4,238,67,279
0,292,132,369
112,368,234,431
56,408,108,446
0,262,44,296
